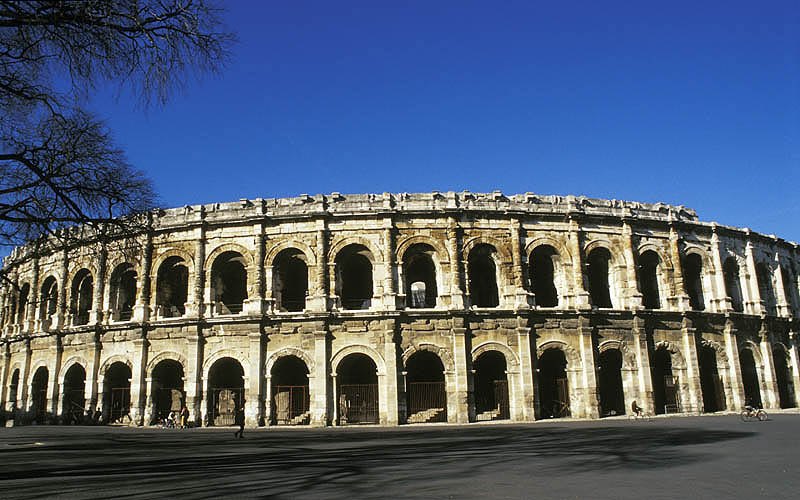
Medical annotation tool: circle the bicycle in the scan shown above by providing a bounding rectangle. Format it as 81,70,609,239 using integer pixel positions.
740,405,767,422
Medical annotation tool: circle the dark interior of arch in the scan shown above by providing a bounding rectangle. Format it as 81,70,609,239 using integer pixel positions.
739,349,762,408
63,364,86,417
638,250,661,309
71,269,93,325
723,257,744,312
9,369,19,409
772,349,796,408
587,248,612,308
699,346,726,412
537,348,569,419
652,347,673,414
40,276,58,318
406,351,445,382
338,353,377,385
336,245,373,310
682,253,705,311
474,350,509,418
468,244,499,308
211,251,248,314
209,357,244,388
272,356,310,425
110,263,137,320
31,367,48,420
756,263,776,315
103,362,132,422
404,244,438,308
781,266,796,310
152,359,184,418
272,356,309,385
156,256,188,317
274,249,308,312
598,349,625,416
17,282,29,324
530,245,559,307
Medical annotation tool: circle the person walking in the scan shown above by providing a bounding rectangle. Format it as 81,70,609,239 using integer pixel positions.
234,407,245,439
180,405,189,429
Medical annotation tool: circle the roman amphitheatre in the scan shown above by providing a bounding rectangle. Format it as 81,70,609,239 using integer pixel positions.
1,191,798,428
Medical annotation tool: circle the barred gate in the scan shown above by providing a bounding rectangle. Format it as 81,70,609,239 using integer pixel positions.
339,384,378,424
211,388,244,426
554,378,570,418
273,385,309,424
110,387,131,422
33,389,47,422
475,380,510,419
664,376,681,413
408,381,447,422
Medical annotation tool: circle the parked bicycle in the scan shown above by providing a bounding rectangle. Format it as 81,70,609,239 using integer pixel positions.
740,405,767,422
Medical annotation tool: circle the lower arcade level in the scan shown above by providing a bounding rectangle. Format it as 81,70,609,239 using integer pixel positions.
2,310,800,427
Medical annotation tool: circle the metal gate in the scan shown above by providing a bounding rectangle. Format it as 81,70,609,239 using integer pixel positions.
408,381,447,422
212,388,243,426
553,377,570,418
154,387,182,421
110,387,131,422
339,384,378,424
64,389,85,423
33,389,47,423
476,379,510,419
273,385,309,425
664,376,681,413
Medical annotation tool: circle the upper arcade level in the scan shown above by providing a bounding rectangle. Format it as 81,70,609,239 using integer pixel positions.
1,191,799,336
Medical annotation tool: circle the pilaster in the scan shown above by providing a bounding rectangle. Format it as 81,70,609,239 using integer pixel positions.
246,332,264,426
632,313,654,413
758,323,779,409
568,216,591,310
680,314,702,413
446,217,465,309
577,313,599,418
516,317,535,420
185,331,204,426
622,221,643,310
668,225,690,311
451,316,471,422
382,326,399,425
723,318,744,410
129,336,149,425
312,329,329,426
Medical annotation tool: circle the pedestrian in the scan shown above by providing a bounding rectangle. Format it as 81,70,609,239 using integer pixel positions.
234,407,245,439
180,405,189,429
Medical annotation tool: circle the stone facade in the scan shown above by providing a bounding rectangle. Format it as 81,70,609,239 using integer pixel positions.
1,191,799,427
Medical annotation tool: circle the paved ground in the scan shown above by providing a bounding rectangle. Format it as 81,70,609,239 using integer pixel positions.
1,412,798,499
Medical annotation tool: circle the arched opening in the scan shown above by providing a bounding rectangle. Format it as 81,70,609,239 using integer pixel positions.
474,350,509,420
70,269,93,326
8,368,20,413
337,353,378,424
273,249,308,312
39,276,58,322
723,257,744,312
207,357,244,426
335,244,374,310
271,356,310,425
31,366,48,423
638,250,661,310
682,253,705,311
529,245,559,307
211,251,247,314
536,348,569,419
405,351,446,423
756,263,776,315
587,248,613,308
468,244,499,308
699,345,726,412
598,349,625,416
773,347,796,408
151,359,184,424
156,256,188,318
62,364,85,424
17,283,29,325
109,263,137,321
652,347,679,414
781,266,797,311
103,362,131,423
403,244,438,308
739,349,762,408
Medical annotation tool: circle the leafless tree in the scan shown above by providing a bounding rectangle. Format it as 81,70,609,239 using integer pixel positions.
0,0,235,257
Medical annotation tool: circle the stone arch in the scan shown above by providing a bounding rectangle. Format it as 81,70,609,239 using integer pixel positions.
636,242,669,266
27,359,50,386
524,236,572,264
739,340,764,366
331,344,386,376
396,235,450,264
683,245,714,270
204,242,255,273
598,340,636,370
654,341,688,369
58,356,89,383
700,338,729,366
98,355,133,377
401,343,455,373
328,236,383,264
264,239,317,267
773,342,791,359
67,262,98,285
462,236,512,263
151,248,195,278
536,340,581,369
583,240,626,267
472,341,520,367
146,351,188,376
265,347,315,375
105,256,140,278
202,349,250,382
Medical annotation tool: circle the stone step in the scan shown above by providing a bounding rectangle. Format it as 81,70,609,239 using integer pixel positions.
407,407,445,424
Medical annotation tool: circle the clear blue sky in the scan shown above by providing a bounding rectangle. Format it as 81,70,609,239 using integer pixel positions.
91,1,799,241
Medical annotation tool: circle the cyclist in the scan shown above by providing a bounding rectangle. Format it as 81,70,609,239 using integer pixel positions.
631,400,644,418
